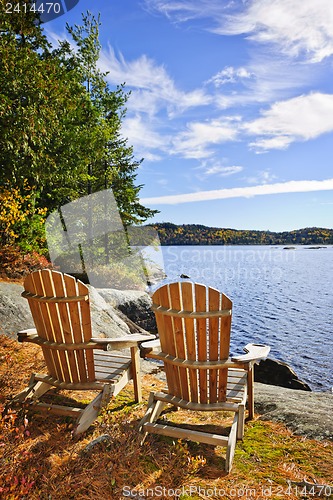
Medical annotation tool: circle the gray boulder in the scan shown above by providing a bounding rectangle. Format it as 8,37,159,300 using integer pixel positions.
87,286,131,338
0,282,34,338
255,358,311,391
97,288,156,332
255,382,333,440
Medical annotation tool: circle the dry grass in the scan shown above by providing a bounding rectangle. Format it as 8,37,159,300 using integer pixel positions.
1,334,332,500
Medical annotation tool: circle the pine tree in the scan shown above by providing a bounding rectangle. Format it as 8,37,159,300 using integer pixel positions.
66,12,158,225
0,5,157,259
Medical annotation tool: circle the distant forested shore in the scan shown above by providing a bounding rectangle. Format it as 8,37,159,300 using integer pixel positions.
148,223,333,246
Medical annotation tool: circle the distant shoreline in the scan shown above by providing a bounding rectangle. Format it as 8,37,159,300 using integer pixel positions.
148,223,333,246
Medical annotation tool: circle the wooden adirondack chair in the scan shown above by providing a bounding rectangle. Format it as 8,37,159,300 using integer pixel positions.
139,281,270,473
14,269,154,436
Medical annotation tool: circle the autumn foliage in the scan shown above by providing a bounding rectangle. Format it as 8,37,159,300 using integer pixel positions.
0,182,47,247
0,183,51,279
1,335,333,499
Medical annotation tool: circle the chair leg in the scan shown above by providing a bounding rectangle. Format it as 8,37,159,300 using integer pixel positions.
100,384,113,410
74,384,116,437
131,346,142,403
247,365,254,420
237,404,245,440
225,413,238,473
12,374,36,402
12,374,51,403
149,399,166,423
74,388,108,437
29,381,52,400
139,393,166,444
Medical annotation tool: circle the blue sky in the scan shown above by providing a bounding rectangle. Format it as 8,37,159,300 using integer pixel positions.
46,0,333,231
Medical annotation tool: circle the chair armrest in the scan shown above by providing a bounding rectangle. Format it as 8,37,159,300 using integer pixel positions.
139,338,161,358
18,330,155,351
140,339,161,349
91,333,156,350
17,328,38,342
140,340,270,364
231,343,270,363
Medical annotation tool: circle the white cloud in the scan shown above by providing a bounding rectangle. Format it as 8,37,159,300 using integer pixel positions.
199,159,244,177
204,165,243,176
44,28,68,47
121,115,166,160
220,0,333,63
245,92,333,151
145,0,333,63
143,0,218,23
207,66,253,87
246,170,278,185
141,179,333,205
212,56,316,111
99,46,212,117
171,118,239,159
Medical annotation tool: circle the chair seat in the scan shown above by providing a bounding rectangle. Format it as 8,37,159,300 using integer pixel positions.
94,351,132,383
226,368,247,403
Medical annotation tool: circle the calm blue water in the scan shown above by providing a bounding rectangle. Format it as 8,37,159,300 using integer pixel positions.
157,245,333,392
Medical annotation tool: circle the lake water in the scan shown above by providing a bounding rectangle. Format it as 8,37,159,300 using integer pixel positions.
154,245,333,392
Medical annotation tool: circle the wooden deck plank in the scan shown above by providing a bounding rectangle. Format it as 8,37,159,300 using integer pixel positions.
93,359,131,368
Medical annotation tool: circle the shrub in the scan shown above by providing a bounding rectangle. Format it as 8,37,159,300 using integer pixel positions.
0,246,52,280
0,182,47,254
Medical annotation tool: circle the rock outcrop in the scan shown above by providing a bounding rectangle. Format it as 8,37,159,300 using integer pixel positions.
254,382,333,440
255,358,311,391
0,282,33,337
97,288,156,332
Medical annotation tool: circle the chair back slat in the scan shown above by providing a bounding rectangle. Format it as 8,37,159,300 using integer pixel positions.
208,287,220,403
181,282,198,401
62,273,86,383
195,283,208,403
23,270,96,384
152,282,232,404
26,271,64,380
219,293,232,400
169,282,189,400
78,280,95,381
154,285,180,396
42,269,73,382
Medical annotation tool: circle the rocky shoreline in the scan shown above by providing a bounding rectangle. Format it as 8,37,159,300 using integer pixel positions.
0,280,331,441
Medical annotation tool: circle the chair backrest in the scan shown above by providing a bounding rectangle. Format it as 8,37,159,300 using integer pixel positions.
22,269,96,384
152,281,232,404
